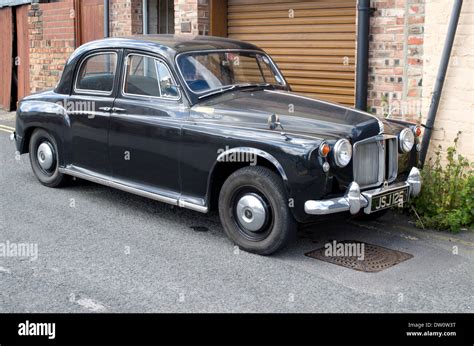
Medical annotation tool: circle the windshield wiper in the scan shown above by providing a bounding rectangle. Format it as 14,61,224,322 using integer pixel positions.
239,83,274,92
198,85,239,99
197,83,273,100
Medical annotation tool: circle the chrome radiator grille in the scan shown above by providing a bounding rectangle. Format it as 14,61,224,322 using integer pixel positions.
353,135,398,188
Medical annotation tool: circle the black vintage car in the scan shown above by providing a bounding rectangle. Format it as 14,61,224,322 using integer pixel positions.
13,35,422,255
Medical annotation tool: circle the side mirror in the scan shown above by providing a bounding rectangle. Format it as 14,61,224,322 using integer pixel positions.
161,76,179,90
268,113,280,130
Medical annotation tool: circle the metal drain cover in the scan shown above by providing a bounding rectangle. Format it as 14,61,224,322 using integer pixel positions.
305,240,413,272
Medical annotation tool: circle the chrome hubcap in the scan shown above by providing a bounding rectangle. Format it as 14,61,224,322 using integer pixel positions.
235,194,267,232
37,142,54,171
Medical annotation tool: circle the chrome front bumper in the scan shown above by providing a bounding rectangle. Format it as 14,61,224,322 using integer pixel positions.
304,167,422,215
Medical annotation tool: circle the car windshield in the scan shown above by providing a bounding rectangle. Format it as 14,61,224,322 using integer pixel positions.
177,51,285,95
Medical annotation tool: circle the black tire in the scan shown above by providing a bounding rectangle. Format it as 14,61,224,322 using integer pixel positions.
29,128,68,187
218,166,296,255
353,208,389,221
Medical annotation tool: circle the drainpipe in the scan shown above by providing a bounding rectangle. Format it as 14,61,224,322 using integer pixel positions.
104,0,109,37
143,0,148,34
355,0,370,111
420,0,463,166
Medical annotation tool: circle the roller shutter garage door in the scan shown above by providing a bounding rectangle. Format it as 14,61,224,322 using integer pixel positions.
228,0,356,106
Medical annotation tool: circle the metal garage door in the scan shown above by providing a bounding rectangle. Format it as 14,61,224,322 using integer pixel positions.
228,0,356,106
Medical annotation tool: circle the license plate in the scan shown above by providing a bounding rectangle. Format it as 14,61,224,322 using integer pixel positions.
370,187,409,213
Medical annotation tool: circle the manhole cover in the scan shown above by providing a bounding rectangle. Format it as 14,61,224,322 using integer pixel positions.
305,240,413,272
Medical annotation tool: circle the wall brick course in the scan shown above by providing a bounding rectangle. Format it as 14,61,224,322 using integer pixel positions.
28,0,75,93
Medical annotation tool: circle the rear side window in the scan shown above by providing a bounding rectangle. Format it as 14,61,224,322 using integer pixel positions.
123,54,179,99
75,52,117,94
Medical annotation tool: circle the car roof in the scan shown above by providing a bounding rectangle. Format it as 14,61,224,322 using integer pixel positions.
70,35,263,61
55,35,265,97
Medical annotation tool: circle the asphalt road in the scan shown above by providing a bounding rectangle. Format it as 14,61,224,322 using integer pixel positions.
0,111,473,313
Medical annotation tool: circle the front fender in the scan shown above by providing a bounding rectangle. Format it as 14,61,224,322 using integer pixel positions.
215,146,289,183
208,145,329,223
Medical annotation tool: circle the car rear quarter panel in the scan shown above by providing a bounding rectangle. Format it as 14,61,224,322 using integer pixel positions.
16,94,72,166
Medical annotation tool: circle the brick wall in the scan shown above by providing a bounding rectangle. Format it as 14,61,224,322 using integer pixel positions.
368,0,425,120
109,0,143,37
368,0,473,161
28,0,143,92
421,0,474,161
174,0,209,35
28,0,76,93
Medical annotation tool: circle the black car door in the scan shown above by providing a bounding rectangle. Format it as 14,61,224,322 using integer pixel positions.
108,51,185,195
69,50,121,175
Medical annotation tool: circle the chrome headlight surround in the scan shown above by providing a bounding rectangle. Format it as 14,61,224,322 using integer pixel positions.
333,139,352,167
399,128,415,153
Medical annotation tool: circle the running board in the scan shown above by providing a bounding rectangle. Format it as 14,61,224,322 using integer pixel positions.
59,166,208,213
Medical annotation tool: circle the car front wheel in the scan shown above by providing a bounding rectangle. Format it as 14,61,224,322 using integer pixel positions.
218,166,296,255
29,128,67,187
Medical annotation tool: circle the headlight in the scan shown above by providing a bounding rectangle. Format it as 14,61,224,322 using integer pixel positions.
399,128,415,153
333,139,352,167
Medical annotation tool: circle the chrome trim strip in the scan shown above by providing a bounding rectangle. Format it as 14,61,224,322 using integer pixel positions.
59,166,209,213
178,200,208,213
387,136,398,183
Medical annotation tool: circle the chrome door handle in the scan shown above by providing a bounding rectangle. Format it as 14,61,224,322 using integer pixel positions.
112,107,126,112
98,106,111,112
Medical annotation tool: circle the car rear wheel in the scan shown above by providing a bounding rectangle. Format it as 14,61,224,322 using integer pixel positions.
218,166,296,255
29,128,67,187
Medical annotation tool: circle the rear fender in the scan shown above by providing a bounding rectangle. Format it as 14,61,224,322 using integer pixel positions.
16,100,71,166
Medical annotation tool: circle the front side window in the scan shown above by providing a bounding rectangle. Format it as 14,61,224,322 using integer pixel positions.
123,54,179,99
156,61,179,98
75,52,117,93
177,51,285,94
